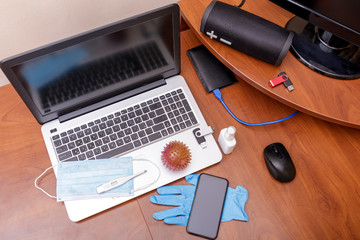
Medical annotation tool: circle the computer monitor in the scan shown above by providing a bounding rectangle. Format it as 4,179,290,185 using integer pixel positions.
269,0,360,79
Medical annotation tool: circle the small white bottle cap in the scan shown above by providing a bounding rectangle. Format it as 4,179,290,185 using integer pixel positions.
225,126,236,140
218,126,237,154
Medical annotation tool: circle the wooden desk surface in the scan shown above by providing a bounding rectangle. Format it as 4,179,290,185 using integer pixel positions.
179,0,360,129
1,29,360,240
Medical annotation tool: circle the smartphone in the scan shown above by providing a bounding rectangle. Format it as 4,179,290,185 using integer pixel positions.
186,173,228,239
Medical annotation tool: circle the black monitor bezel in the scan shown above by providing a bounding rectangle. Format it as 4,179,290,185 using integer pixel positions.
269,0,360,47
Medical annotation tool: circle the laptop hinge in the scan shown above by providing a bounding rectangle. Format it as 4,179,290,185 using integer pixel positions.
59,78,166,123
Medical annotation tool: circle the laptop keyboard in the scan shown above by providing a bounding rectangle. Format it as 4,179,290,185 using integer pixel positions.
51,88,198,162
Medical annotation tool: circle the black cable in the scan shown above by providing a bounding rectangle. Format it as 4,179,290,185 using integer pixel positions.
236,0,246,8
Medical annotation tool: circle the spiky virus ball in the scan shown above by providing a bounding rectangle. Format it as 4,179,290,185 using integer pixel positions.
161,141,192,171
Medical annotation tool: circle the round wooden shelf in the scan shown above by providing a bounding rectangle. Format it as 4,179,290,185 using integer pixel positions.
179,0,360,129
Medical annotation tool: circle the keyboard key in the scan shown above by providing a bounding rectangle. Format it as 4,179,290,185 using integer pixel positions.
124,136,131,143
94,148,101,155
69,134,77,141
87,142,95,150
75,139,83,146
68,142,76,149
182,99,191,111
95,139,102,147
132,125,139,132
109,142,117,149
138,130,146,138
146,120,154,127
148,132,162,142
56,145,68,154
77,131,85,138
188,112,198,124
117,131,125,138
153,123,165,132
149,102,162,110
113,125,120,132
59,151,72,161
90,134,98,141
101,145,109,152
114,117,121,124
106,120,114,127
98,131,105,138
83,136,91,144
105,128,113,135
99,123,107,130
161,129,168,136
167,127,174,134
61,137,70,144
92,126,100,132
52,135,60,140
54,140,62,147
156,108,165,115
153,114,168,124
80,145,87,153
86,151,94,158
149,111,156,118
142,106,150,113
134,140,141,147
135,109,142,116
102,136,110,144
131,133,139,141
110,134,117,141
128,112,136,119
116,139,124,146
78,154,86,160
141,137,149,145
96,143,134,159
72,148,80,156
125,128,132,135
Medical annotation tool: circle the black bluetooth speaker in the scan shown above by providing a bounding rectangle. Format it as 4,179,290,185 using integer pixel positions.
200,0,294,66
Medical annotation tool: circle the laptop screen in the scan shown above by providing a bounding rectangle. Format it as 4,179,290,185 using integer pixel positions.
1,5,180,123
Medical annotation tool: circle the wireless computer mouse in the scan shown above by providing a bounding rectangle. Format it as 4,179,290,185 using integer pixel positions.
263,142,296,182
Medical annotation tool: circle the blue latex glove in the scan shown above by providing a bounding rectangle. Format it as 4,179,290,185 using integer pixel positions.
150,174,249,225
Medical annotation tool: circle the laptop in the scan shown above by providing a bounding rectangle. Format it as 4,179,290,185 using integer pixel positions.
0,4,222,222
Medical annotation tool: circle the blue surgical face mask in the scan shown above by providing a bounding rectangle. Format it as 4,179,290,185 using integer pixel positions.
34,157,161,202
56,157,134,202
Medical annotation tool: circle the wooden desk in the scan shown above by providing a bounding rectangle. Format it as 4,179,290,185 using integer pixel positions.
1,29,360,240
179,0,360,129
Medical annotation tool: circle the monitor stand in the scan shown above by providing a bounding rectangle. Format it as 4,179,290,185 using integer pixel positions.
285,17,360,80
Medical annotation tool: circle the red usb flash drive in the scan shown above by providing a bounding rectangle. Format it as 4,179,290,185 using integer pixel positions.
269,74,288,87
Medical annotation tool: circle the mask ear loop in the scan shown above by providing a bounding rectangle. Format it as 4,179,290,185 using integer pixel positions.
130,158,161,193
34,159,87,199
34,166,57,199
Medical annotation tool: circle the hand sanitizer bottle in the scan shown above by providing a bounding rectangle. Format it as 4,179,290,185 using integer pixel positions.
218,126,236,154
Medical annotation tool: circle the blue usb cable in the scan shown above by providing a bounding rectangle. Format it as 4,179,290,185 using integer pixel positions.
213,88,299,126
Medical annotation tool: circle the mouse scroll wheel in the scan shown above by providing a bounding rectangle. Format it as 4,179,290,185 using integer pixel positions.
273,147,284,159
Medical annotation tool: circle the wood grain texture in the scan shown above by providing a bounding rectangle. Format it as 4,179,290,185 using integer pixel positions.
178,0,360,129
0,85,152,240
0,29,359,240
138,29,360,240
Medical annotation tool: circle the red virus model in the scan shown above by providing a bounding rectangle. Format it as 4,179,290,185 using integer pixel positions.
161,141,192,170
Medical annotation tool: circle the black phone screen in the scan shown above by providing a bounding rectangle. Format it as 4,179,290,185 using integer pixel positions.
186,173,228,239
